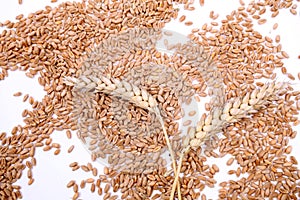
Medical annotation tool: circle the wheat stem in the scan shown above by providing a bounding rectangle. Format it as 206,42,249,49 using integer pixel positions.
155,107,182,200
170,146,189,200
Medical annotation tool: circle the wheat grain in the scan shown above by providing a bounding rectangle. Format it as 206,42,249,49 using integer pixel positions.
273,23,279,30
67,180,75,188
13,92,22,97
68,145,74,153
188,110,197,116
80,180,86,189
183,120,192,126
72,192,79,200
184,21,193,26
54,149,60,155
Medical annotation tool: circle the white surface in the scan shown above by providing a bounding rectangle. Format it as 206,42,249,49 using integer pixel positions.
0,0,300,199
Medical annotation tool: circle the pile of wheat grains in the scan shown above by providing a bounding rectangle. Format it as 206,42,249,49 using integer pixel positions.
1,0,300,200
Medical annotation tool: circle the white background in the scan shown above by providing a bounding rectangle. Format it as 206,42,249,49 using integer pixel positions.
0,0,300,199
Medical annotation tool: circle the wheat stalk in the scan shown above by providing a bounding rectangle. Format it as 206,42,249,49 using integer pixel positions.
170,81,290,199
65,75,182,199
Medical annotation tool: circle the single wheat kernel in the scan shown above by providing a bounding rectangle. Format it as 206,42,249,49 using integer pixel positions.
28,96,34,105
258,19,267,25
96,179,101,187
69,162,78,168
281,51,289,59
68,145,74,153
209,11,214,19
205,103,211,111
188,110,197,116
73,184,78,193
66,130,72,139
81,165,89,172
104,183,110,193
285,146,292,154
183,120,192,126
179,15,186,22
79,180,86,189
67,180,75,188
271,10,279,18
27,169,32,178
195,95,201,102
86,178,94,183
13,92,22,97
104,167,109,175
226,157,234,166
23,94,29,102
185,97,192,105
281,67,287,74
97,188,103,196
287,73,295,80
43,146,51,151
185,21,193,26
52,143,61,148
275,35,280,43
92,168,98,176
87,163,93,171
90,183,96,193
291,156,298,165
164,31,173,36
54,149,60,155
212,164,219,172
28,178,34,185
72,192,79,200
272,23,278,30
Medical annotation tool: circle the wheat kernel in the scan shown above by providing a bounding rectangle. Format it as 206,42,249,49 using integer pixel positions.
68,145,74,153
226,157,234,166
13,92,22,97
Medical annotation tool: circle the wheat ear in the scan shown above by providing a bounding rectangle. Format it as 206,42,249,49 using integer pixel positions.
189,81,289,147
170,81,289,199
65,76,182,199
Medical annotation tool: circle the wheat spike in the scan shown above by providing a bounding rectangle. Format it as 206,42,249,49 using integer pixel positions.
65,75,182,199
65,76,158,111
189,81,289,148
170,81,290,199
